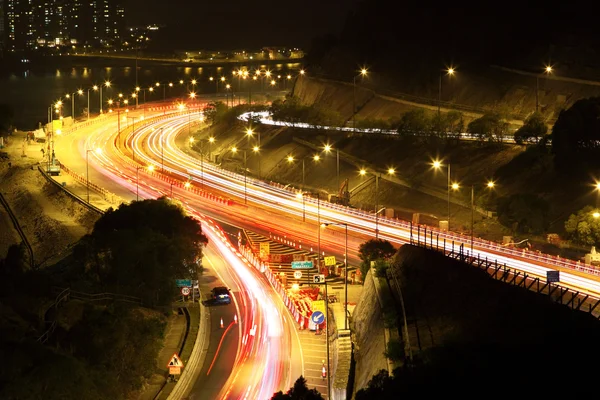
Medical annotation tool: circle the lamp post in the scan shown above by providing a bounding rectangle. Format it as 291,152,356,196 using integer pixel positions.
208,136,215,162
536,65,553,113
246,128,261,179
127,116,137,160
438,68,455,117
321,221,349,330
353,68,368,132
231,147,249,204
432,159,451,229
155,81,174,101
65,91,78,119
225,84,232,107
373,168,395,239
453,181,495,255
86,148,101,203
323,144,340,194
296,191,306,222
100,81,111,114
286,154,321,191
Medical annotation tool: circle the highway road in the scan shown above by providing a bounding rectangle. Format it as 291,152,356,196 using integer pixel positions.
53,106,306,399
121,111,600,299
53,98,600,398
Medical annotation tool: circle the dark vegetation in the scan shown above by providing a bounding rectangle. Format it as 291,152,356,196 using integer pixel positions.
357,245,600,396
0,198,207,399
0,104,14,133
357,239,395,280
271,376,324,400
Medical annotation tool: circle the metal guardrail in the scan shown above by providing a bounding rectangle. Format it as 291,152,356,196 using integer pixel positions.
37,165,105,215
37,288,70,344
0,191,35,269
411,240,600,318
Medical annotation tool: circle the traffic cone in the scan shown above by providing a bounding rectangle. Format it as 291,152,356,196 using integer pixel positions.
322,364,327,380
220,317,224,328
234,314,238,324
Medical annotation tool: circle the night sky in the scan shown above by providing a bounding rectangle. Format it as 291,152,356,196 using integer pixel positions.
125,0,359,49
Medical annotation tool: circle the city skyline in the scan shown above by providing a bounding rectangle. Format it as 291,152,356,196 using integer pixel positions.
2,0,125,53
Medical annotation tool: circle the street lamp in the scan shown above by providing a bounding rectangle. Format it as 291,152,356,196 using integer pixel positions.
353,68,368,132
438,67,455,117
65,91,80,119
246,127,262,178
86,148,102,203
536,65,553,113
452,181,495,255
208,136,215,161
321,221,349,330
287,154,320,190
231,147,248,204
225,84,232,107
432,159,452,229
374,168,395,239
100,81,111,113
323,143,341,194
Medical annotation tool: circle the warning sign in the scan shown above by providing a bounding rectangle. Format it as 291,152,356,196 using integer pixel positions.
167,353,184,369
324,256,336,266
169,366,181,375
312,300,326,314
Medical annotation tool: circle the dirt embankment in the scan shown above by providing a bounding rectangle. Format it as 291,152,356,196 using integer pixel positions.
294,68,600,125
391,245,600,380
351,269,388,393
0,133,100,265
0,166,99,266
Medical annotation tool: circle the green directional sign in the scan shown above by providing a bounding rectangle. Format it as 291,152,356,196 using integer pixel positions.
176,279,192,287
291,261,313,269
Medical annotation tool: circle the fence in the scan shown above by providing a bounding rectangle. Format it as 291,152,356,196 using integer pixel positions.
411,238,600,319
38,166,105,215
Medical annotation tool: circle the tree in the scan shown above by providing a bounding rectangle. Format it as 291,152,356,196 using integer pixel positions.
565,206,600,246
396,109,431,136
551,97,600,173
358,239,396,279
467,112,508,143
271,376,324,400
355,369,394,400
204,101,229,125
514,112,547,144
444,110,465,136
496,193,550,234
74,198,208,305
66,304,165,394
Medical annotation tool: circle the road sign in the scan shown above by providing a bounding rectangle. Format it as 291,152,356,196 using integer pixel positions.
293,271,303,279
169,366,181,375
312,300,326,314
313,274,325,284
547,270,560,283
324,256,336,266
167,353,184,369
292,260,313,269
311,311,325,325
176,279,192,287
181,287,191,296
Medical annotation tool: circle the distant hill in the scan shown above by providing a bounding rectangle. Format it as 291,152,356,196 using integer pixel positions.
307,1,600,101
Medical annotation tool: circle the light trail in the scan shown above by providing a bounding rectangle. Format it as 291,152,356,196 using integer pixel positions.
71,109,300,399
124,113,600,300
